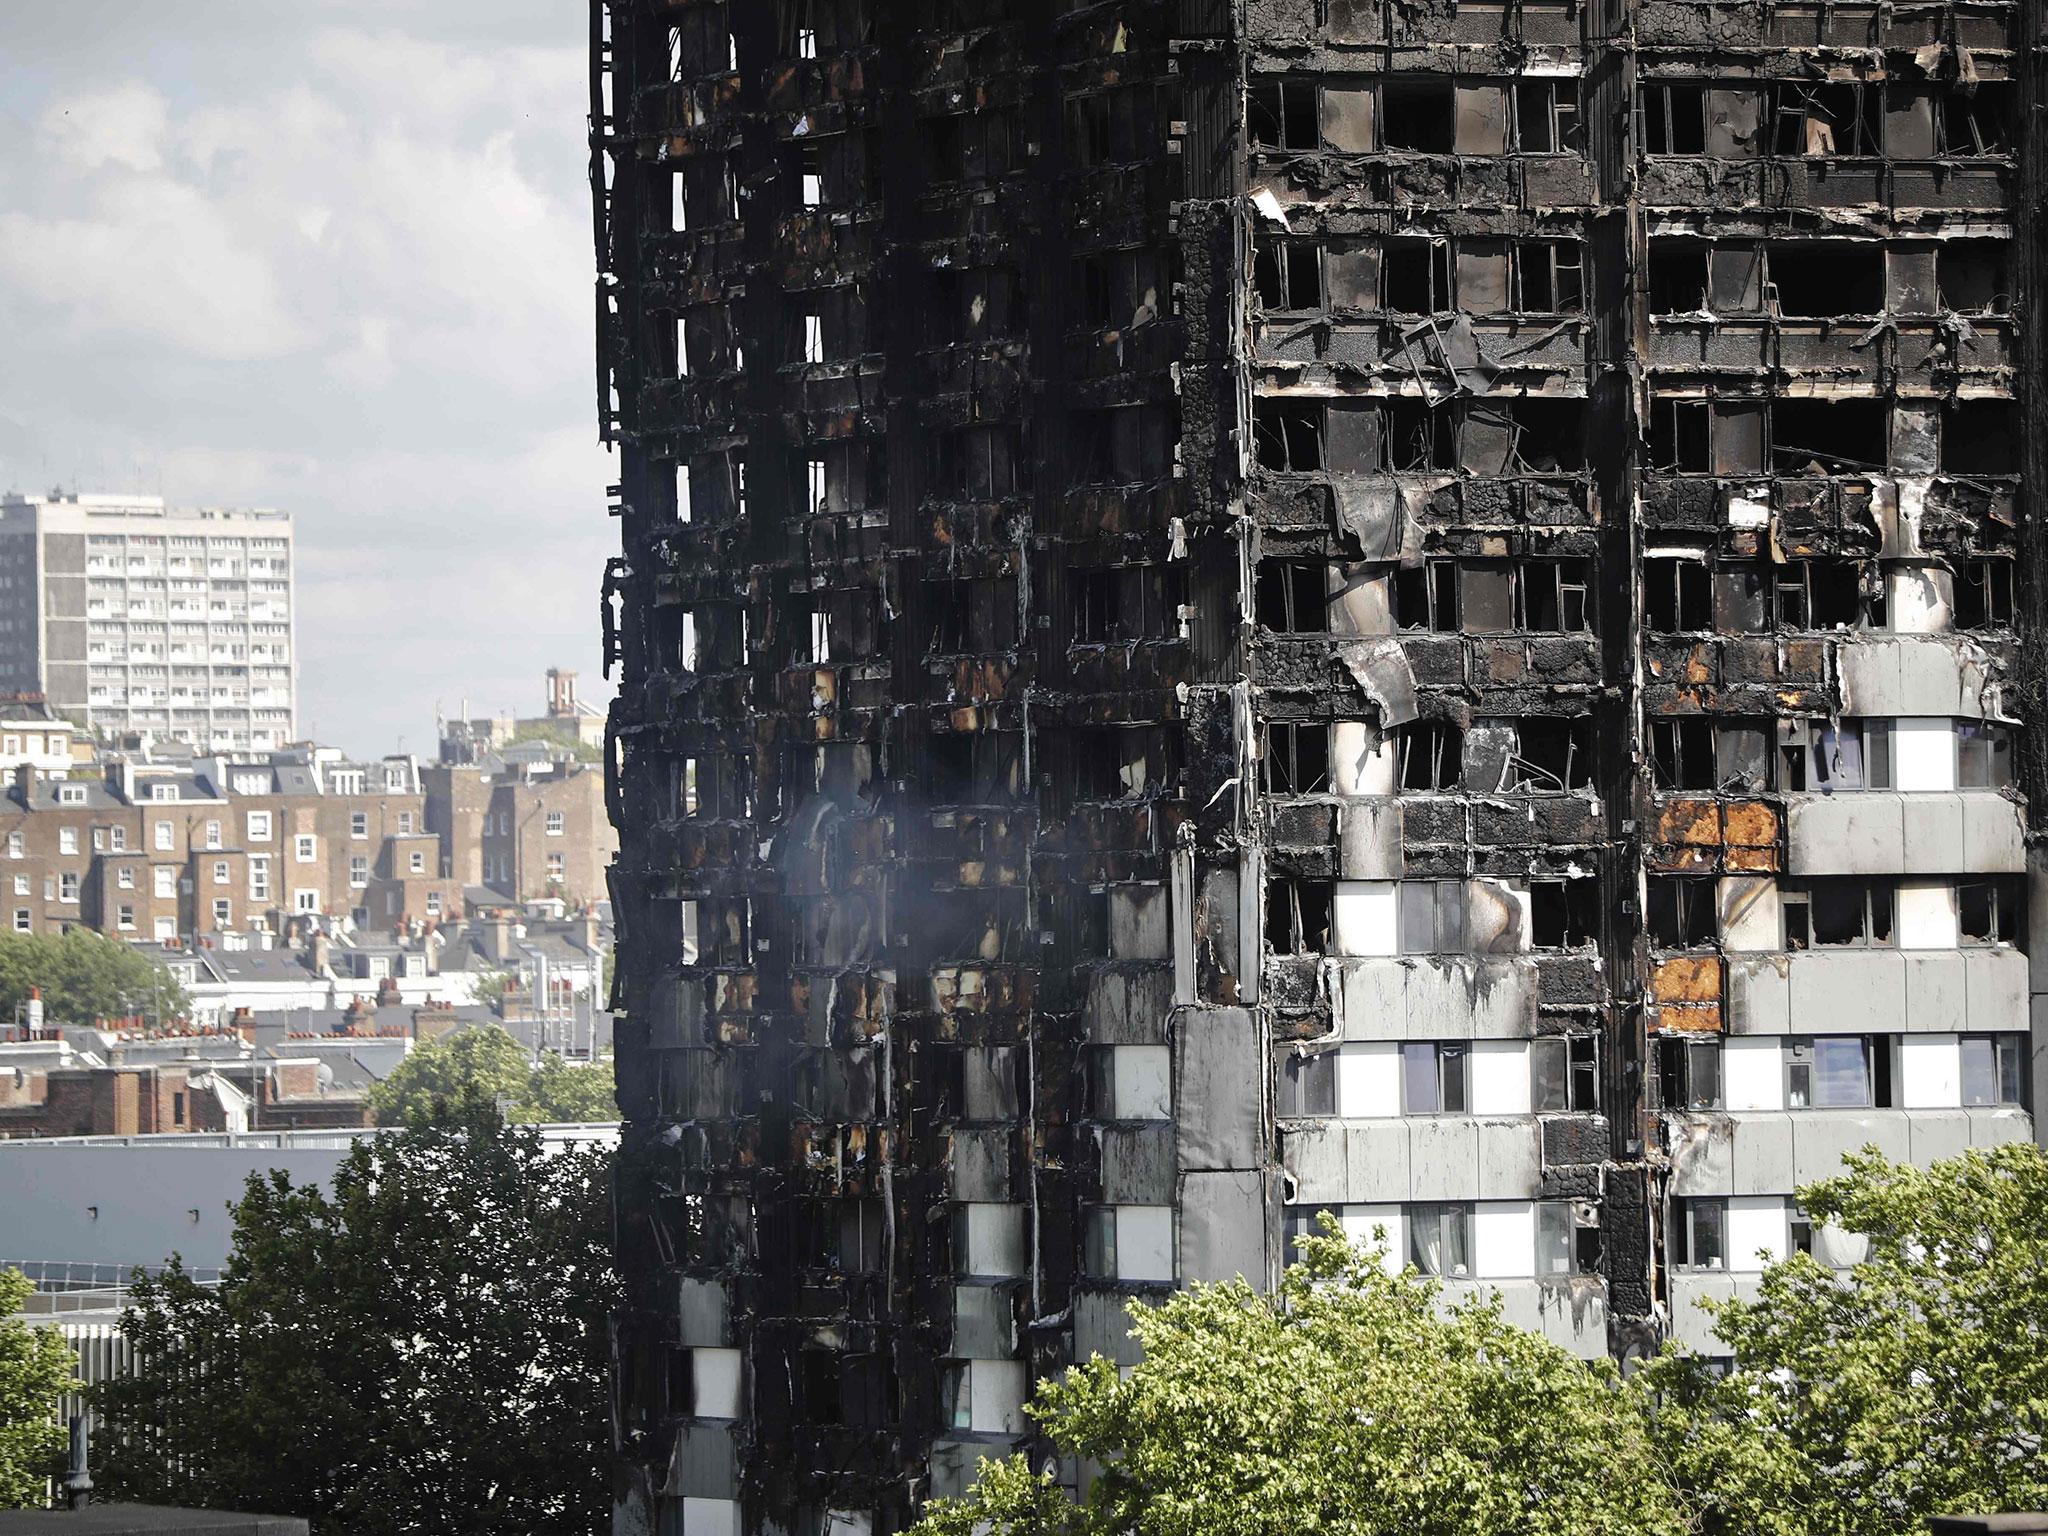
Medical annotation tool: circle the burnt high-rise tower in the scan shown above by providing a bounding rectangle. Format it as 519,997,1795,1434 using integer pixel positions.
592,2,2046,1532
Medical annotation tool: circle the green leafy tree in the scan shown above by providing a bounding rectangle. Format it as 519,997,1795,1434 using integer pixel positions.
0,1267,76,1508
913,1222,1683,1536
369,1025,615,1126
0,929,191,1027
92,1107,616,1536
1638,1142,2048,1536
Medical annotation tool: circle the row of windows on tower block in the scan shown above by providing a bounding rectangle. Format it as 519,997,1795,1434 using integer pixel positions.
1658,1031,2027,1112
1264,875,2023,956
1250,397,2016,475
1255,235,2010,318
1247,77,2011,159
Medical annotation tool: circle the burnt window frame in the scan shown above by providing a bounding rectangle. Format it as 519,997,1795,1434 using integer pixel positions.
1781,878,1896,950
1255,559,1330,633
1648,874,1719,950
1957,878,2021,945
1533,1035,1602,1113
1263,720,1331,795
1396,720,1464,791
1266,876,1334,955
1656,1035,1724,1111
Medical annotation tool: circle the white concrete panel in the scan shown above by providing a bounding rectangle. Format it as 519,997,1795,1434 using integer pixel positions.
1336,1042,1401,1118
1118,1204,1175,1282
692,1348,744,1418
1721,876,1780,952
1886,565,1949,633
1336,1202,1404,1272
1723,1036,1784,1110
1114,1045,1172,1120
682,1498,743,1536
1334,880,1398,957
1898,1034,1962,1108
1469,1040,1531,1114
1474,1200,1536,1279
965,1203,1026,1277
969,1360,1028,1434
1331,722,1396,795
1893,717,1955,791
1896,881,1959,949
1726,1195,1787,1273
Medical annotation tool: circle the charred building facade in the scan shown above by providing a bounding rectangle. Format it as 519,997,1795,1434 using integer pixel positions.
592,1,2046,1531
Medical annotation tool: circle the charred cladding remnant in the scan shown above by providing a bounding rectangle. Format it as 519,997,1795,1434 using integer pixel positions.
592,0,2047,1530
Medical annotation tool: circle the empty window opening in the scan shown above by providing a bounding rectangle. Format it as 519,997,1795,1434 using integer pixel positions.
1775,83,1879,155
1650,718,1716,791
1249,80,1321,150
1395,560,1459,632
1397,720,1464,791
1648,875,1717,948
1657,1037,1723,1111
1942,402,2018,476
1776,560,1883,630
1505,717,1595,791
1537,1199,1603,1277
1958,879,2021,945
1783,879,1894,950
1940,242,2009,313
1255,561,1328,633
1383,238,1451,312
1771,244,1881,316
1386,399,1455,470
1646,555,1712,630
1266,878,1333,954
1264,721,1330,794
1515,79,1579,152
1069,728,1161,802
1942,83,2010,155
1519,559,1591,630
1402,1042,1469,1114
1382,78,1456,152
1073,565,1179,645
1772,399,1887,473
1642,84,1706,154
1650,245,1709,312
1533,1036,1601,1112
1529,878,1600,948
1516,240,1583,312
1255,399,1324,470
1255,241,1322,309
1952,559,2015,630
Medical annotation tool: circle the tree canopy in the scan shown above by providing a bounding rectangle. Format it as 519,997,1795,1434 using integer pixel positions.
0,929,191,1027
367,1023,615,1125
0,1267,75,1509
1639,1141,2048,1536
912,1224,1684,1536
92,1107,616,1536
919,1143,2048,1536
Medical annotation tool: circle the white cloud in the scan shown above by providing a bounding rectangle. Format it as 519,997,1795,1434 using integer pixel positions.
0,16,616,754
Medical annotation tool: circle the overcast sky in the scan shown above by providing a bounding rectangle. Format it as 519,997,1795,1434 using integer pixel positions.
0,3,613,756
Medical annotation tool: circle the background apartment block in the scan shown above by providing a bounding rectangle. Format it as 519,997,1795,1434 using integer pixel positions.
593,2,2043,1533
0,490,296,752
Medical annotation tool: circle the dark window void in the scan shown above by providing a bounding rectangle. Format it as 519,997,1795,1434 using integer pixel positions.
1650,245,1708,312
1504,717,1595,791
1648,399,1766,473
1255,240,1322,309
1255,399,1323,470
1072,565,1180,645
1646,557,1711,630
1658,1037,1723,1111
1384,239,1451,312
1529,878,1600,948
1941,241,2010,313
1642,84,1706,153
1958,880,2021,945
1267,878,1333,954
1772,244,1881,316
1953,559,2015,630
1648,875,1717,948
1784,880,1894,950
1651,718,1772,792
1397,720,1463,791
1942,403,2018,475
1264,721,1329,795
1382,77,1455,152
1773,399,1886,473
1775,83,1881,155
1249,80,1321,150
1256,561,1327,633
926,730,1026,804
1943,83,2011,155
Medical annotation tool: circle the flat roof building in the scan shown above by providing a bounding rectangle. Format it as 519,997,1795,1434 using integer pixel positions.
0,492,296,753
